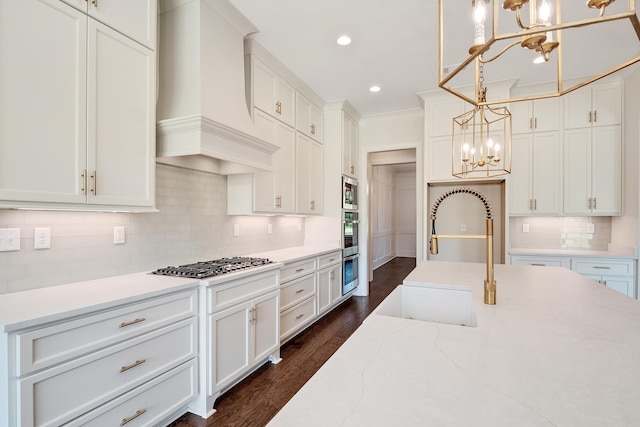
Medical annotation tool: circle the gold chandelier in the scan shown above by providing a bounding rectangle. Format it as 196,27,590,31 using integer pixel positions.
439,0,640,106
451,66,512,179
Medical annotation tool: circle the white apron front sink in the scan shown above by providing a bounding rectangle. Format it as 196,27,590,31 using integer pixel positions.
373,284,477,327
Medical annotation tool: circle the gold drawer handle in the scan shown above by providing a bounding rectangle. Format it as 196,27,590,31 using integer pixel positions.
121,409,146,426
329,258,335,262
295,289,305,294
120,359,146,373
119,317,146,328
295,268,304,272
295,314,304,320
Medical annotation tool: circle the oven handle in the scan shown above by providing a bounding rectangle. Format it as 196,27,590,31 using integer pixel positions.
342,220,359,224
344,253,360,261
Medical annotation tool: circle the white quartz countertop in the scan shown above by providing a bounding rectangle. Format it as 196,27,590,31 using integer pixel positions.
0,272,198,332
510,247,638,259
248,245,342,264
268,261,640,426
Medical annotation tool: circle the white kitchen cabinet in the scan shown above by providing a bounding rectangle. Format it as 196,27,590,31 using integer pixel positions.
571,258,635,298
197,269,281,417
510,98,561,134
4,288,198,427
342,112,359,178
279,257,317,343
252,57,296,127
317,252,343,315
296,133,324,214
564,126,622,215
0,0,155,210
563,81,622,129
509,132,562,215
61,0,156,48
297,92,324,143
426,96,465,137
227,109,296,215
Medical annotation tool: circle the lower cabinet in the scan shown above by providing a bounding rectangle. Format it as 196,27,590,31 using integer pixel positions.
511,254,636,298
6,289,198,427
279,250,343,343
193,269,281,418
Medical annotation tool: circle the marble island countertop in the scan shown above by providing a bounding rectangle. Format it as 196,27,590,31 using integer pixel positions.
267,261,640,426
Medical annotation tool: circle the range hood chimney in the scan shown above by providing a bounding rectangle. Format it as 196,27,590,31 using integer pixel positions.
156,0,278,174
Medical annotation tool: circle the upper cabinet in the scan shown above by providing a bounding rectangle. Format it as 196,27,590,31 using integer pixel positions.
296,133,324,214
0,0,156,210
296,93,324,143
563,81,622,129
510,97,561,134
342,112,359,178
60,0,157,49
252,57,296,128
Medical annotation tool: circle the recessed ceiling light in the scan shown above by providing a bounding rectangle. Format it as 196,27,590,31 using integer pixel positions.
369,85,381,93
337,35,352,46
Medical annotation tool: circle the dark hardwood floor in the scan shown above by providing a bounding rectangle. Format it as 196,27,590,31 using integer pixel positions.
169,257,416,427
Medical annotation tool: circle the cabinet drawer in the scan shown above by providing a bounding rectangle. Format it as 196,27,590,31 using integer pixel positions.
207,270,279,314
64,359,197,427
281,275,316,312
18,318,196,427
510,256,569,268
571,259,635,277
281,258,317,283
318,251,341,269
16,289,197,376
280,297,317,340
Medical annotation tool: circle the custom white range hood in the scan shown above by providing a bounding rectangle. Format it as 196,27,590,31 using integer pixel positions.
156,0,278,174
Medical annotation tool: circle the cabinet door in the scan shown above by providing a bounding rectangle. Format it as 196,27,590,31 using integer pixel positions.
531,132,562,214
602,276,634,298
342,113,358,177
210,302,251,393
276,78,296,127
591,82,622,127
509,101,535,135
253,110,296,213
317,268,332,314
427,97,464,137
591,126,622,215
309,139,324,214
309,103,323,143
509,134,533,214
564,128,592,215
296,94,311,138
86,0,157,49
253,58,278,118
252,291,280,364
533,97,561,132
0,0,88,205
296,134,322,214
87,20,155,207
427,136,454,182
329,264,343,306
563,86,592,129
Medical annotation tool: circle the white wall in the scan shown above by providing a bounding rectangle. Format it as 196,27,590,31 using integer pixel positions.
395,171,417,257
371,165,396,269
0,164,305,294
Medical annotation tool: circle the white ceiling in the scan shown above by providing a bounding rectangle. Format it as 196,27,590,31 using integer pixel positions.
229,0,640,118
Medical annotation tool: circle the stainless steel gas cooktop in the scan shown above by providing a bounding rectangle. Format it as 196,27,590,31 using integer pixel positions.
151,257,273,279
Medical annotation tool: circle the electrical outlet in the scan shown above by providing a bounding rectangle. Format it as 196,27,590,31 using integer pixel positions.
233,224,240,237
268,224,273,234
0,228,20,252
587,223,595,233
114,226,125,244
460,224,466,232
34,227,51,249
522,224,530,233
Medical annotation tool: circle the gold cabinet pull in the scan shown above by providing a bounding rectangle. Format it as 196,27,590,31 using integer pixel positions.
81,170,87,195
350,165,355,174
121,409,146,426
295,289,304,294
120,359,146,373
310,200,315,211
589,111,593,123
295,268,304,272
329,258,335,262
295,314,304,320
90,171,96,195
91,0,98,6
119,317,146,328
310,123,315,135
594,110,597,122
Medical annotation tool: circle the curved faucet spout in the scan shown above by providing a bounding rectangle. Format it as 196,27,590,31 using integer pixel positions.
429,187,496,305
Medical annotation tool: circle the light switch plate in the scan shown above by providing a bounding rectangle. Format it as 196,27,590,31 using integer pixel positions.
587,223,595,233
233,224,240,237
114,226,125,244
522,224,530,233
0,228,21,252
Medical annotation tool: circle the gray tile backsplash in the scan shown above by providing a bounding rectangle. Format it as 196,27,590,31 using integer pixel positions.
510,216,611,251
0,164,305,294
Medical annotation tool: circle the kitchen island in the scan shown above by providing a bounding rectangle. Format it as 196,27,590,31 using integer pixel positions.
267,261,640,426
